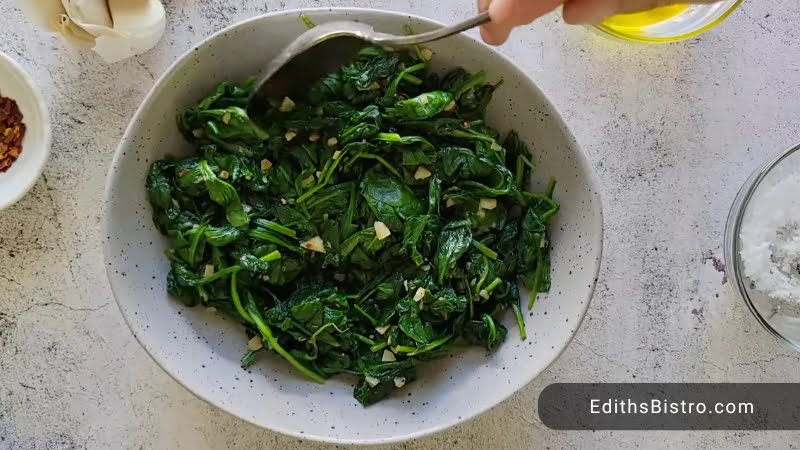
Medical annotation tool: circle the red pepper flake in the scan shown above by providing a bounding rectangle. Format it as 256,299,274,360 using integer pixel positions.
0,95,25,173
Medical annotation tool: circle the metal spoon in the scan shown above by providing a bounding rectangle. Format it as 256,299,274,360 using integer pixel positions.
248,12,491,107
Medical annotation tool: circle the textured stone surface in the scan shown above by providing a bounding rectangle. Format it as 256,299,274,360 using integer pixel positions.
1,0,800,448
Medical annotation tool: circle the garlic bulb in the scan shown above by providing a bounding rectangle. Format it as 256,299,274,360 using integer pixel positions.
19,0,166,64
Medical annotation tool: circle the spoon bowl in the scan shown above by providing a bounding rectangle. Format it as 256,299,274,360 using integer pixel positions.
249,13,490,105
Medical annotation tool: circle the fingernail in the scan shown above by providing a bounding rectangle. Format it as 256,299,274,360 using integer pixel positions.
480,26,509,45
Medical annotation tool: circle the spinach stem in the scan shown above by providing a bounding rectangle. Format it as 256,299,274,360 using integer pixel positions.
466,282,474,319
471,240,498,260
230,272,253,324
241,349,260,367
386,63,427,99
455,71,486,100
353,333,377,347
308,322,345,347
403,73,423,85
403,25,426,61
193,250,281,286
353,304,378,326
355,153,403,179
484,277,502,293
392,345,416,353
254,219,297,238
246,302,326,383
300,13,315,29
523,192,560,222
369,341,389,353
296,183,323,204
193,266,242,286
396,335,453,356
545,178,557,199
248,229,305,253
527,247,544,310
482,314,497,346
188,224,207,264
511,302,527,340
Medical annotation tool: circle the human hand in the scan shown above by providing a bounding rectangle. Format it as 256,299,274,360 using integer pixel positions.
478,0,720,44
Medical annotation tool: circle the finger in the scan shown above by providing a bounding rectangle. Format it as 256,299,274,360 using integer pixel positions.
562,0,618,24
480,25,512,46
479,0,512,45
480,0,564,45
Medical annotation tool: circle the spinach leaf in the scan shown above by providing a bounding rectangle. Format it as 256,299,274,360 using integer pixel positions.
199,107,269,144
428,288,467,322
198,160,249,227
353,359,416,406
463,314,507,350
361,171,424,231
385,91,454,121
146,160,175,210
204,225,244,246
434,221,472,283
402,216,429,266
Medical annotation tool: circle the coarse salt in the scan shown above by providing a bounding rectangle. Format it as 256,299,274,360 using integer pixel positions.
739,173,800,303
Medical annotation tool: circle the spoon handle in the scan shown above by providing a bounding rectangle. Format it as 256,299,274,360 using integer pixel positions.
374,11,491,46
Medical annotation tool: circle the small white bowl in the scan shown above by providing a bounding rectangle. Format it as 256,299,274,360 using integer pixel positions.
0,51,51,210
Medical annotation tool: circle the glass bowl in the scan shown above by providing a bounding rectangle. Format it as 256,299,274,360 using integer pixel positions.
594,0,743,43
724,143,800,351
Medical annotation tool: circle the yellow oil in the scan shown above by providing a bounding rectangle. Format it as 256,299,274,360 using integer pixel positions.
602,4,689,33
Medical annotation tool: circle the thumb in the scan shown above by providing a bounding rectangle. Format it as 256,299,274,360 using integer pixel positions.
479,0,512,45
480,0,564,45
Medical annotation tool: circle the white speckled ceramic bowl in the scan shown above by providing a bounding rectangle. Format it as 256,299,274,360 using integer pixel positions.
0,51,51,211
104,8,603,444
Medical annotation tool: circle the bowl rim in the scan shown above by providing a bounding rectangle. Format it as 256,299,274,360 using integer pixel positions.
723,141,800,351
103,7,604,444
0,51,51,211
593,0,744,43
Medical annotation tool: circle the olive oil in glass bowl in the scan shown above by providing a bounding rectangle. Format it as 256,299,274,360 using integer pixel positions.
595,0,743,42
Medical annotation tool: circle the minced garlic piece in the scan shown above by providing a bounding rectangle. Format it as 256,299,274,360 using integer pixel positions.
374,221,391,240
479,198,497,210
279,96,295,112
301,236,326,253
414,166,432,180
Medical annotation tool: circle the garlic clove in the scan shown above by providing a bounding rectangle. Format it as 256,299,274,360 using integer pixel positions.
107,0,165,32
61,0,113,30
91,0,166,63
55,13,97,45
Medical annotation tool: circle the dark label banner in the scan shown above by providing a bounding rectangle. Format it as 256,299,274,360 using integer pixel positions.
538,383,800,430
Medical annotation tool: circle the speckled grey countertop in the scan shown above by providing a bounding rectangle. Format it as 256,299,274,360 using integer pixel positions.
1,1,800,449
